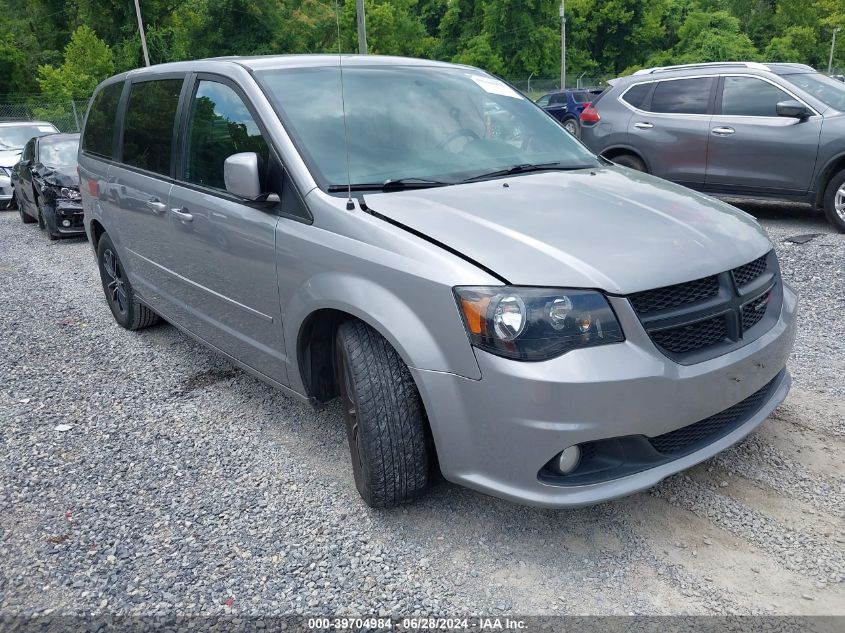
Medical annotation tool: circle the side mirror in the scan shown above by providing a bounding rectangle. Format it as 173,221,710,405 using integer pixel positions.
223,152,261,199
776,100,811,119
18,159,30,167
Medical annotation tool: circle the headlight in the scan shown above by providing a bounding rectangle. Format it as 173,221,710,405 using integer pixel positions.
60,187,81,200
454,286,624,361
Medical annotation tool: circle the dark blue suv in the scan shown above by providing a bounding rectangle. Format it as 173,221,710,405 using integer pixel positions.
536,89,600,137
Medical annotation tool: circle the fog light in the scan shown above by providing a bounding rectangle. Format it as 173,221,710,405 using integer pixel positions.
556,445,581,475
62,219,71,227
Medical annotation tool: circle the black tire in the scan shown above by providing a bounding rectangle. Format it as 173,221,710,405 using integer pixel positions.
39,203,59,240
562,117,580,138
822,168,845,233
335,320,429,507
611,153,647,173
18,194,35,224
96,233,161,330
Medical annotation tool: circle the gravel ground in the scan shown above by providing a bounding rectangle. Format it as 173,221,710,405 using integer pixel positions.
0,201,843,618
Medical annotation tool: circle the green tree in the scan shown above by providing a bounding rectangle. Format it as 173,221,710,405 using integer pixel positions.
37,25,115,100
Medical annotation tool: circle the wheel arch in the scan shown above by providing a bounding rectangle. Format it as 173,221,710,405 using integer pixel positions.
288,274,481,402
600,145,651,172
89,218,107,250
814,152,845,207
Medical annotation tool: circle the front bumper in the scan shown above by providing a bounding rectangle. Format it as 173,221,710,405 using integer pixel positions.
0,173,12,203
412,282,797,508
51,200,85,235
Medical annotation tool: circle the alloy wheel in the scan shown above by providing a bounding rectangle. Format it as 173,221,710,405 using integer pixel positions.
564,120,577,135
102,249,128,316
836,184,845,222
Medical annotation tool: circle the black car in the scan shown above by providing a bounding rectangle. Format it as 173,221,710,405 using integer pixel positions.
12,133,83,239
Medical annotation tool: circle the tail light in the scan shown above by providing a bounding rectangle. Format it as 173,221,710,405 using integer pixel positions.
580,105,601,124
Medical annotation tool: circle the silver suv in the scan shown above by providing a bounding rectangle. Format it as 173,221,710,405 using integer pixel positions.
80,56,796,508
579,62,845,232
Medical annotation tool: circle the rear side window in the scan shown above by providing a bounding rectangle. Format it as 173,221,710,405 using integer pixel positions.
82,82,123,158
650,78,714,114
184,80,270,190
121,79,183,175
721,76,791,117
622,83,652,109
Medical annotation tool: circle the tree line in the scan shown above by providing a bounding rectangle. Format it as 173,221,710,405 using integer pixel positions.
0,0,843,102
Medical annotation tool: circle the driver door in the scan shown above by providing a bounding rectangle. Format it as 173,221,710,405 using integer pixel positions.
167,75,287,384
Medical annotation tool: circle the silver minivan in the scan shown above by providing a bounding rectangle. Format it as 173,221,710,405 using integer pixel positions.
80,55,797,508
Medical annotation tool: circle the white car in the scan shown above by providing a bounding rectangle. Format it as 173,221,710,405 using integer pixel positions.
0,121,60,209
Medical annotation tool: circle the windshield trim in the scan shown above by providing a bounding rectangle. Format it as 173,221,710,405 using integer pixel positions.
253,64,600,197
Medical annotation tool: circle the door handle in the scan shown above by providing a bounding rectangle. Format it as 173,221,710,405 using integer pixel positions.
634,122,653,129
711,126,735,136
171,207,194,222
145,199,167,214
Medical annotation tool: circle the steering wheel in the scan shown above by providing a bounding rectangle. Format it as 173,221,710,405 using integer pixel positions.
436,127,479,150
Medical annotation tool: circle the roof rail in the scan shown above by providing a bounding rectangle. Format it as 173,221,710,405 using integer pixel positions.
632,61,770,75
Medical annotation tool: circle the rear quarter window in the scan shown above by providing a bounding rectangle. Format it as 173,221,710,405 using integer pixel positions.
121,78,183,175
82,82,123,159
621,82,652,109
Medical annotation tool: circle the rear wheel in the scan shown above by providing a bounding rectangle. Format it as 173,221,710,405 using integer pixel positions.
610,153,647,173
335,320,429,507
822,168,845,233
96,233,161,330
562,117,580,138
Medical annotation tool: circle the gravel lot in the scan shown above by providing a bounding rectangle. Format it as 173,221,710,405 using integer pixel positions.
0,201,843,618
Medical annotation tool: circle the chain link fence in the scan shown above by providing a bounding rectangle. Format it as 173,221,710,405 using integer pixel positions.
0,97,90,133
508,77,611,101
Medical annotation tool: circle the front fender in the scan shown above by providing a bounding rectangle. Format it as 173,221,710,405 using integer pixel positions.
284,271,483,395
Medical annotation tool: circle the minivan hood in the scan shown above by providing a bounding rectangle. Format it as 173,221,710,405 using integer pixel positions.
0,149,21,168
364,167,772,294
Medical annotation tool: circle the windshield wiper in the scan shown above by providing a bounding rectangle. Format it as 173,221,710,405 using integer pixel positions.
460,162,594,183
327,177,451,193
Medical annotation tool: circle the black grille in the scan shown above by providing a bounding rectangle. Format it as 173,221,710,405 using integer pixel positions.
648,374,778,454
732,255,768,287
650,315,727,354
742,290,771,331
629,276,719,314
628,251,780,364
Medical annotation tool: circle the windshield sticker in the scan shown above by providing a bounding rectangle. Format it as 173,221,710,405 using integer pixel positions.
38,126,55,132
470,75,522,99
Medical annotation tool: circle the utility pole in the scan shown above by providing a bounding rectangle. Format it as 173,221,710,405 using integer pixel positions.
559,1,566,90
133,0,151,66
356,0,368,54
829,27,841,75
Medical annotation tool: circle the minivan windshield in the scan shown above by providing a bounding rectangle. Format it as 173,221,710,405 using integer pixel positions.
0,124,58,150
782,73,845,111
256,65,599,190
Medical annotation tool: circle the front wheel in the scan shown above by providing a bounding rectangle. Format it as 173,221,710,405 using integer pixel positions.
335,320,430,507
822,168,845,233
18,194,35,224
37,200,59,240
96,233,161,330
